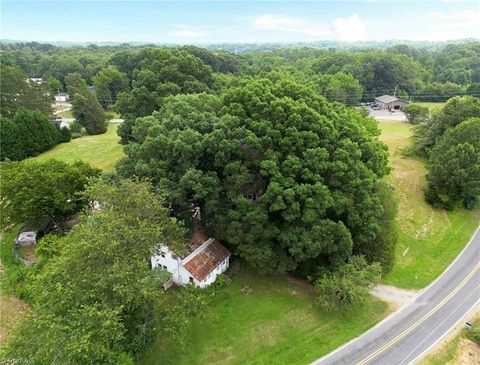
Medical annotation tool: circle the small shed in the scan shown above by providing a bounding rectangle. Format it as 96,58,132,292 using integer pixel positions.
15,218,54,246
375,95,408,111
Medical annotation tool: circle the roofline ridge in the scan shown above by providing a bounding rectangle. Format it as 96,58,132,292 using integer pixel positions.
181,237,214,265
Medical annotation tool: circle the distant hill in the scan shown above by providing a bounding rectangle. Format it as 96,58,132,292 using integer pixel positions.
1,38,478,52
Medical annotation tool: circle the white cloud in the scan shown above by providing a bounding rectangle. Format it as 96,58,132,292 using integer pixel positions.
250,14,332,37
249,13,369,42
430,9,480,30
332,14,366,42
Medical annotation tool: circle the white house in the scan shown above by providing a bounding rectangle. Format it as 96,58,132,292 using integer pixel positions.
27,77,43,85
54,92,69,102
151,230,231,288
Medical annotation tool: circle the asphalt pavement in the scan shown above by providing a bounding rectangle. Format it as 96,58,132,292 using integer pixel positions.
311,226,480,365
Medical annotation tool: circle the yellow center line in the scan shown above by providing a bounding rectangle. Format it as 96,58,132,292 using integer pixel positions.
356,260,480,365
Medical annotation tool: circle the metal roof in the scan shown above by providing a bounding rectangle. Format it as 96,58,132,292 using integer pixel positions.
375,95,400,104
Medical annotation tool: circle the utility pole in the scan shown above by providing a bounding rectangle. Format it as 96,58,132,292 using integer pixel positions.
393,85,398,97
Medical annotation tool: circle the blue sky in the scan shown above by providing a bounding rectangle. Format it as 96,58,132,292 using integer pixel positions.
1,1,479,43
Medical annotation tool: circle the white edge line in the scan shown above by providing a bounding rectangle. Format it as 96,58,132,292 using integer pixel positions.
407,299,480,365
399,285,480,365
310,225,480,365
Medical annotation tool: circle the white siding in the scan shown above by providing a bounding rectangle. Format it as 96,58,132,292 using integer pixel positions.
151,244,230,289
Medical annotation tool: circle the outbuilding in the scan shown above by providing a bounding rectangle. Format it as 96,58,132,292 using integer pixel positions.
374,95,408,111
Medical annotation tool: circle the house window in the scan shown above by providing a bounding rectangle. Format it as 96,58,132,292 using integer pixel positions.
160,252,165,258
245,193,255,200
189,277,194,284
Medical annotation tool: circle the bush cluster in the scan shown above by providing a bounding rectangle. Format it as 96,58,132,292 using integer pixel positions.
0,109,71,161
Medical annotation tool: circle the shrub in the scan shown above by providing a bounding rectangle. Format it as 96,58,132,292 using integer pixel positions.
59,126,72,143
70,121,83,134
403,104,429,124
0,110,61,161
315,256,381,311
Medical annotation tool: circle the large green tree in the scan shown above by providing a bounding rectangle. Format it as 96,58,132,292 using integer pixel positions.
65,72,108,135
0,160,99,229
314,72,363,106
425,118,480,209
4,179,185,364
93,65,129,108
0,109,62,161
118,77,392,272
115,48,215,144
71,91,107,135
413,96,480,155
0,65,53,117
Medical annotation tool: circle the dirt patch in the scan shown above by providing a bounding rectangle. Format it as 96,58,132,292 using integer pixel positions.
0,294,29,346
371,284,419,309
285,274,315,293
454,338,480,365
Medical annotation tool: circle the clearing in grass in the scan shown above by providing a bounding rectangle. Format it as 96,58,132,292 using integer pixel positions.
378,120,480,289
140,265,390,365
29,123,123,171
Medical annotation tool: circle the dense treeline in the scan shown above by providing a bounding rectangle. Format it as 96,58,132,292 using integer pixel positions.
0,109,71,161
412,96,480,209
1,41,479,107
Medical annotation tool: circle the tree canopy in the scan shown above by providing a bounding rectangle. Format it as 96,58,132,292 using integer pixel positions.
4,179,185,364
0,109,69,161
425,118,480,209
115,48,215,143
93,65,129,108
118,76,391,272
0,160,99,229
0,65,53,117
413,96,480,155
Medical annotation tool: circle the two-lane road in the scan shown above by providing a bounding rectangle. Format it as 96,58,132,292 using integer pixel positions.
312,227,480,365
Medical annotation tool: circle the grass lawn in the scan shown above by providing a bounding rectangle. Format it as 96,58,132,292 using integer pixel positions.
58,109,74,118
0,226,30,346
140,265,390,365
378,120,480,288
29,123,124,171
0,225,23,294
414,102,445,112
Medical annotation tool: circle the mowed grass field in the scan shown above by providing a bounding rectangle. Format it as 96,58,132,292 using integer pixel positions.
140,265,390,365
378,121,480,288
414,102,445,112
30,123,124,171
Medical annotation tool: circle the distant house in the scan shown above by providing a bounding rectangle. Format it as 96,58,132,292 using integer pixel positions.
27,77,43,85
53,119,70,129
374,95,408,111
54,92,69,102
151,228,231,288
